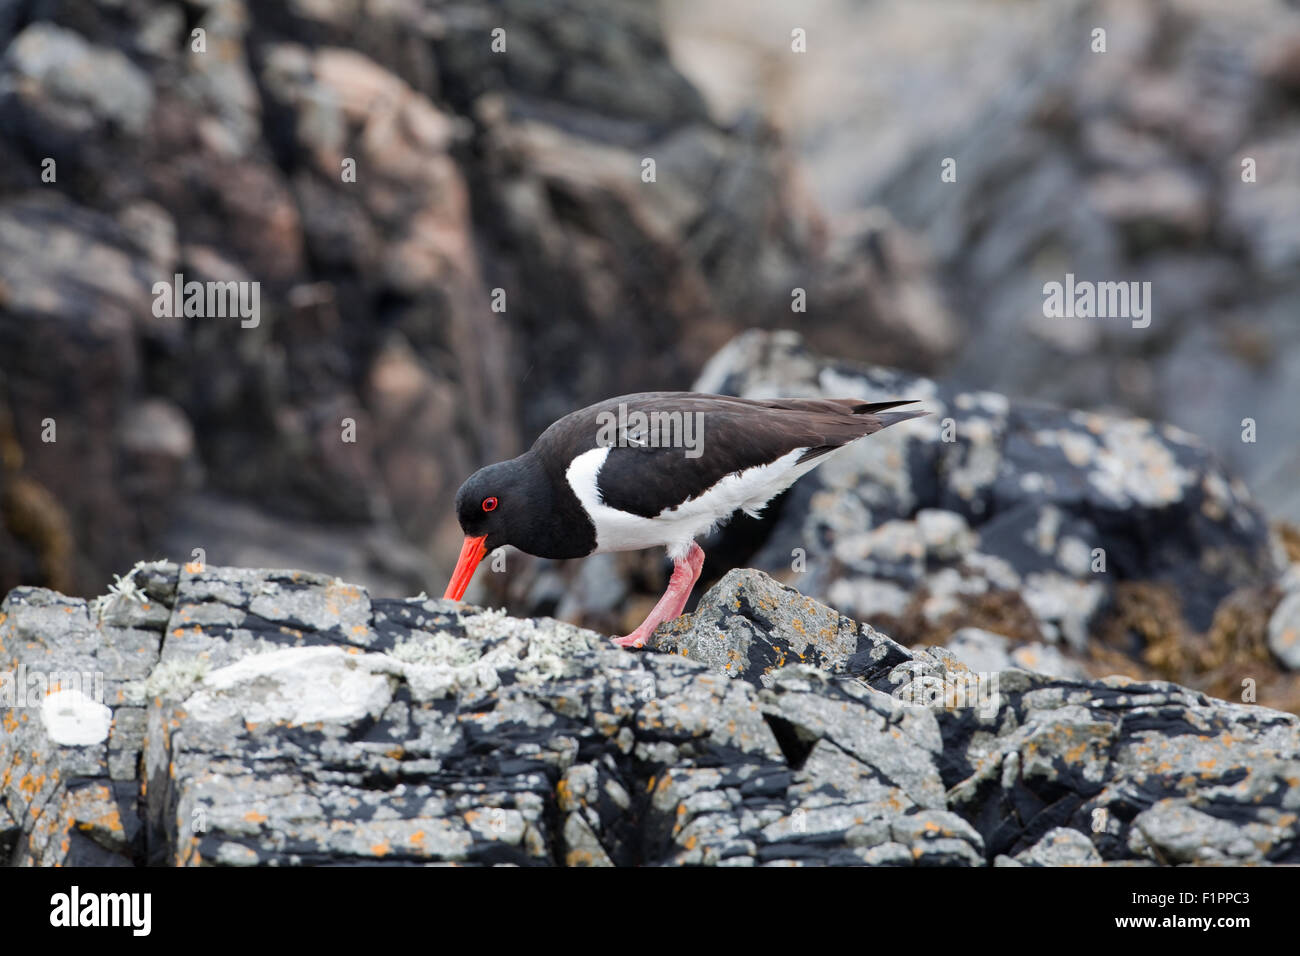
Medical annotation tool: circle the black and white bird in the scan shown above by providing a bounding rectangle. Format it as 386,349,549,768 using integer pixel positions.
444,392,924,647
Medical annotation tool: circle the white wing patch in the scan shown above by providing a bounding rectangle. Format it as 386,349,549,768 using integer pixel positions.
565,445,830,560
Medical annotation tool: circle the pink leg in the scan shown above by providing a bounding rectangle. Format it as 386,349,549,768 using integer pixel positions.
611,542,705,649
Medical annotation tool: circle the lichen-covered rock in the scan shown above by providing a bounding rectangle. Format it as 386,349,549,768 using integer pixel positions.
1268,592,1300,670
4,562,1298,866
998,827,1103,867
931,627,1090,682
652,568,911,691
0,576,167,866
1,22,155,138
684,329,1282,699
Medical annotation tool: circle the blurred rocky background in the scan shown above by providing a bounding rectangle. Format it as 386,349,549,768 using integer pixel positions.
663,0,1300,520
1,0,1298,709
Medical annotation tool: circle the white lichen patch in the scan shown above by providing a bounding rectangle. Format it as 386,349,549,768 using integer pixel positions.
850,520,925,563
41,688,113,746
214,841,261,866
185,646,393,726
1033,428,1098,470
954,390,1010,418
384,610,603,699
1199,469,1237,523
1068,417,1195,508
917,508,976,560
1057,535,1095,577
962,551,1023,591
128,655,213,704
1027,505,1063,555
921,568,990,623
807,488,873,538
827,577,912,619
1021,573,1106,651
946,416,1002,508
1019,471,1052,495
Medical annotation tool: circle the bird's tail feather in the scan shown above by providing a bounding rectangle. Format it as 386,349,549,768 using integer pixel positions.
874,408,929,429
851,399,928,430
851,399,919,415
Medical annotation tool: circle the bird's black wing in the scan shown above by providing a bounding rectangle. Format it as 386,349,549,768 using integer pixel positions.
532,392,921,518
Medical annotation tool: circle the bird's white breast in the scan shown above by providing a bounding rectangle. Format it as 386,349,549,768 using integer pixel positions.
565,445,825,560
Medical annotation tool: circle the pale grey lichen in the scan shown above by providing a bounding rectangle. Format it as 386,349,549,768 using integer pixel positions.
1084,418,1195,508
946,416,1002,510
132,654,212,704
383,609,603,699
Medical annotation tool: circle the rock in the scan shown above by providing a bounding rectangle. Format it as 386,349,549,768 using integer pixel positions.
1087,169,1210,241
1268,592,1300,670
1005,642,1090,682
1127,801,1288,866
916,508,977,562
935,628,1015,674
5,562,1298,866
118,398,199,519
688,330,1273,673
0,194,159,594
1,22,154,138
1009,827,1103,867
653,568,912,691
934,627,1090,682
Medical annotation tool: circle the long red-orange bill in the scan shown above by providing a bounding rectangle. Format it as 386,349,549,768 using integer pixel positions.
444,534,488,601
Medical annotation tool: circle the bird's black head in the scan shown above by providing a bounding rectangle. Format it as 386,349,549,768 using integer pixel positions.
452,458,524,552
444,452,596,601
444,457,544,600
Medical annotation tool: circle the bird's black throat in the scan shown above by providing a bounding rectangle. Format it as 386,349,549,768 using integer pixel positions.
499,453,597,560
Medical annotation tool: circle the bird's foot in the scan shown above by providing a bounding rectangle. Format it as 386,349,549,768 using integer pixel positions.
609,542,706,651
610,630,653,650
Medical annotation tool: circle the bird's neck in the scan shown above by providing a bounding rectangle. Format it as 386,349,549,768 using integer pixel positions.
508,454,597,559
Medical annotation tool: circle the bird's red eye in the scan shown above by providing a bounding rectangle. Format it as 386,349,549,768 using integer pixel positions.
482,496,498,512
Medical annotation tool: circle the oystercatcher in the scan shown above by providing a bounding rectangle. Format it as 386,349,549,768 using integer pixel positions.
444,392,924,647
